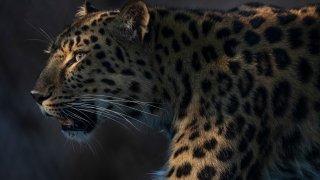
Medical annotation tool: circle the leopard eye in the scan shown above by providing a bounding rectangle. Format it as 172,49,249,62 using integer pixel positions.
75,52,87,62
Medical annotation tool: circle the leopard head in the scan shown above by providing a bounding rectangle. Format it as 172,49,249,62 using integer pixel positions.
31,1,165,141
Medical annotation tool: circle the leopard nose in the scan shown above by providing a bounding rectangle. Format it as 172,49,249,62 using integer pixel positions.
30,90,50,105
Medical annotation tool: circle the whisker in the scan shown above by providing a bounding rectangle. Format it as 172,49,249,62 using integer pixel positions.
86,142,96,155
75,103,149,126
76,102,153,129
25,38,49,44
24,19,52,43
71,103,143,131
64,108,93,129
60,109,77,152
80,98,158,117
39,27,54,42
79,94,165,108
66,105,93,124
69,104,132,131
78,94,166,111
61,108,91,132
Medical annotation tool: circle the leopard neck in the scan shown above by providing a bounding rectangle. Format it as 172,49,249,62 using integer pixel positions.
146,8,230,122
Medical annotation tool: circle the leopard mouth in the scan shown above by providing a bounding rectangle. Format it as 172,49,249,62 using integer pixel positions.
55,108,98,133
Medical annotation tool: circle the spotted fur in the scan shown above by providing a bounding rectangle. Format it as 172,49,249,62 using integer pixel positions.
31,1,320,179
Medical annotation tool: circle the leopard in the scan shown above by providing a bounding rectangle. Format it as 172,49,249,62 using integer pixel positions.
31,0,320,179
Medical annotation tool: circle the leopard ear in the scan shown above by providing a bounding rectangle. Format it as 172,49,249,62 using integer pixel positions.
76,1,99,18
112,0,150,42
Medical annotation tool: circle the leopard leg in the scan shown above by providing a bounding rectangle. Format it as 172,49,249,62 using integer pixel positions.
164,115,272,180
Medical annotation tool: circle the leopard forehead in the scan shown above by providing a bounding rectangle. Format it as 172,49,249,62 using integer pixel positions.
47,10,119,54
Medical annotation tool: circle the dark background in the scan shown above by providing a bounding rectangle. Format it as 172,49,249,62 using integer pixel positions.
0,0,318,180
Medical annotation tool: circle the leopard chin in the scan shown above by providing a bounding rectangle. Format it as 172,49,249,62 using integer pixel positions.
61,129,93,142
39,104,99,141
60,110,98,140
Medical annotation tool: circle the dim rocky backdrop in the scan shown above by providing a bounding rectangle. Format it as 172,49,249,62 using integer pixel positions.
0,0,318,180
